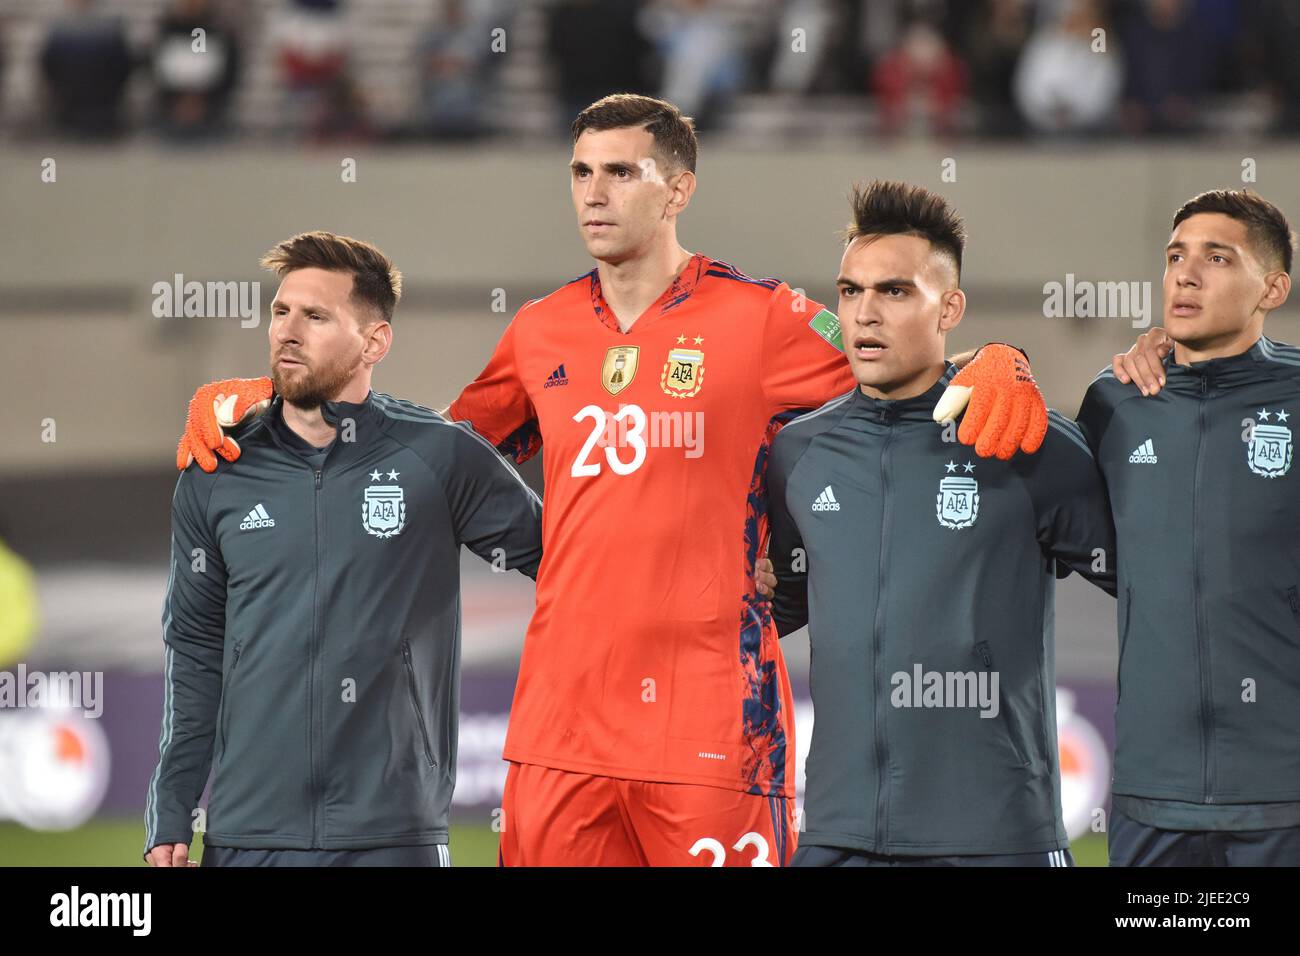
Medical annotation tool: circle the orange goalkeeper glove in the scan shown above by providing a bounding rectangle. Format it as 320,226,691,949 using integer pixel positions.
176,377,274,472
931,344,1048,460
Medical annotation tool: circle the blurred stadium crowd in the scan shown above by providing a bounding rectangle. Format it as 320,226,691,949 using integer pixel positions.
2,0,1300,145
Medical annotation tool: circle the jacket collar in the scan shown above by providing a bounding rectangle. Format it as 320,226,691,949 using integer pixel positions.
320,391,386,430
847,362,957,423
266,390,388,461
1162,335,1277,392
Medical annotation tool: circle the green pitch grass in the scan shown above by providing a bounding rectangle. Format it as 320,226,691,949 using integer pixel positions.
0,820,1109,867
0,819,501,866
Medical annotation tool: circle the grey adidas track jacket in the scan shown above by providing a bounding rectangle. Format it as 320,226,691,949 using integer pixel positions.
1078,336,1300,830
144,391,542,855
769,365,1116,855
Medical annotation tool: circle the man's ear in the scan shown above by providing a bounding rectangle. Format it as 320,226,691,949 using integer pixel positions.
363,320,393,366
1259,270,1292,314
938,288,966,334
665,169,696,220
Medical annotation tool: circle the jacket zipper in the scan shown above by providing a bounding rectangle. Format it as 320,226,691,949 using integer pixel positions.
975,640,1030,768
1192,376,1215,803
310,468,323,841
1117,587,1132,703
402,641,438,769
872,409,894,848
220,641,243,752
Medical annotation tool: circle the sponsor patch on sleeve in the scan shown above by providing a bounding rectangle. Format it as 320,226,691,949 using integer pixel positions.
808,308,842,350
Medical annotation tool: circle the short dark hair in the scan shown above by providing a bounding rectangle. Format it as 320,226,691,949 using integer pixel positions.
260,231,402,323
571,93,698,174
1172,189,1295,275
842,180,966,280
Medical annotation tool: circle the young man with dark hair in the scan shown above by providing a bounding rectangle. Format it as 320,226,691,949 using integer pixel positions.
164,97,1045,866
769,180,1117,866
145,231,543,867
1082,189,1300,865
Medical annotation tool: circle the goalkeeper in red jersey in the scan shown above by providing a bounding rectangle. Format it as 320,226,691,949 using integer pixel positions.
172,94,1045,866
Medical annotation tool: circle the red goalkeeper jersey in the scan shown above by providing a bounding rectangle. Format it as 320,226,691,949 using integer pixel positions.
449,253,854,797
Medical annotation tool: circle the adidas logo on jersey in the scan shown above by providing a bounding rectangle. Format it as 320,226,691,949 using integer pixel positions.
811,486,841,512
239,503,276,531
544,364,569,388
1128,439,1157,464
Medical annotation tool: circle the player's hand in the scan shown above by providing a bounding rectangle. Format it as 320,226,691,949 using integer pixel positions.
755,557,777,598
932,343,1048,460
1113,328,1172,396
145,842,197,867
176,377,274,473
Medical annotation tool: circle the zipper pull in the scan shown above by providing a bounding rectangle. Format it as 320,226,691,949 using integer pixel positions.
314,470,322,489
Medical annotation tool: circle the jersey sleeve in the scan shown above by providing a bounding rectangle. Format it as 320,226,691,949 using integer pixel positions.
447,311,542,464
759,284,856,416
1017,411,1118,596
767,430,810,637
145,470,226,858
441,421,544,580
1075,372,1121,457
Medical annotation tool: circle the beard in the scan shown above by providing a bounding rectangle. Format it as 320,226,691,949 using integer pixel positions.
271,349,360,410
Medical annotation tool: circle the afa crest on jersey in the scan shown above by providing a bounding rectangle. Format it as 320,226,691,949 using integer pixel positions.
936,472,979,530
661,346,705,398
363,471,406,537
602,346,639,396
1248,409,1292,478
